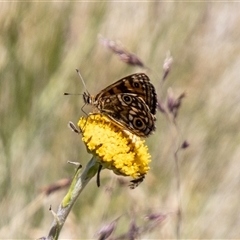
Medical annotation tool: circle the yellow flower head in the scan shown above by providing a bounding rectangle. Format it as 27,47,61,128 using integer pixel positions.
77,114,151,180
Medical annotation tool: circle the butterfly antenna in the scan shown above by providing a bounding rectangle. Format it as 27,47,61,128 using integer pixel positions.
76,69,90,94
64,92,82,95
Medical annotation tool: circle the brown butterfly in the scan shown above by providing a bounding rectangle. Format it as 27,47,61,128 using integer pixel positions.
83,73,157,137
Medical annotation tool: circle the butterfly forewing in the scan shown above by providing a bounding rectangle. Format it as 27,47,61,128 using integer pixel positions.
95,73,157,115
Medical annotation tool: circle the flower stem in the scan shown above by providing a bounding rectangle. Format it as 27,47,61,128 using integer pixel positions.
46,156,99,240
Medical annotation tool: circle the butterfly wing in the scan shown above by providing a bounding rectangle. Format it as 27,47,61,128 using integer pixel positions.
97,93,156,137
95,73,157,115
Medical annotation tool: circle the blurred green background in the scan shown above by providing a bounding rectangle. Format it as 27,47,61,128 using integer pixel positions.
1,2,240,239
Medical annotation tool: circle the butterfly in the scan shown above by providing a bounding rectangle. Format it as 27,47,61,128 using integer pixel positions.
83,73,157,137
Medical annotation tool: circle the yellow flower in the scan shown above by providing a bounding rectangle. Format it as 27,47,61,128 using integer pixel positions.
77,114,151,180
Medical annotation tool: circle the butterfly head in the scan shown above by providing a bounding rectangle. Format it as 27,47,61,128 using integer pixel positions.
83,91,96,105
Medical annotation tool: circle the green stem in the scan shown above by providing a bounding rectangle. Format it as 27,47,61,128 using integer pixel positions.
46,156,99,240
